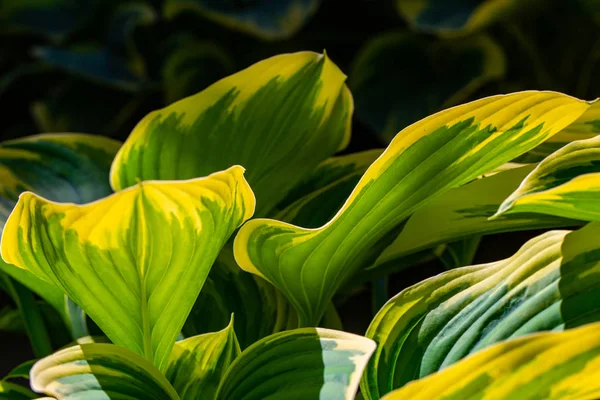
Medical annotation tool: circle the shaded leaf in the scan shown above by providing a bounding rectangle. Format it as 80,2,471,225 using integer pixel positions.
350,33,505,142
164,0,322,40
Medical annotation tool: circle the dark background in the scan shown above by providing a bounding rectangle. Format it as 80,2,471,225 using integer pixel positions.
1,0,599,375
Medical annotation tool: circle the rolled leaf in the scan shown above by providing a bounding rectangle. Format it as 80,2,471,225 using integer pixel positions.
164,0,322,40
496,134,600,221
382,321,600,400
216,328,375,400
234,91,590,326
362,222,600,399
1,166,255,372
167,316,239,400
111,51,352,216
30,343,179,400
350,33,505,142
396,0,521,34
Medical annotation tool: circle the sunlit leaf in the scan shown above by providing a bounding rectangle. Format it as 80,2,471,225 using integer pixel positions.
30,343,179,400
363,222,600,398
216,328,375,400
382,321,600,400
1,166,255,372
350,33,505,142
234,91,590,326
164,0,322,40
496,134,600,221
111,51,352,216
166,316,239,400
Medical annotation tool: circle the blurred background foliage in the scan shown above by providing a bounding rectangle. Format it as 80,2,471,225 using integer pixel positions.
0,0,599,372
1,0,599,148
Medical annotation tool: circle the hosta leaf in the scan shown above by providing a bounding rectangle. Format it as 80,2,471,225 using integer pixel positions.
497,135,600,221
166,316,239,400
183,245,299,350
216,328,375,400
111,51,352,216
396,0,521,34
33,3,156,90
161,37,235,104
0,381,37,400
350,33,505,142
30,343,179,400
382,321,600,400
164,0,322,40
516,101,600,162
0,306,23,332
234,91,590,326
362,222,600,399
368,164,578,278
274,150,383,227
1,166,255,372
0,133,119,331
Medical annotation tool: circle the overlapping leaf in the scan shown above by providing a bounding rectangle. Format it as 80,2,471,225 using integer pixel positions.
30,343,179,400
164,0,322,40
497,134,600,221
111,51,352,216
362,222,600,399
167,317,239,400
1,166,255,371
350,33,505,142
234,91,590,326
0,381,37,400
216,328,375,400
382,321,600,400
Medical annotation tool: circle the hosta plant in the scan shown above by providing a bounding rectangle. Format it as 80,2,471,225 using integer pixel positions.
1,51,600,399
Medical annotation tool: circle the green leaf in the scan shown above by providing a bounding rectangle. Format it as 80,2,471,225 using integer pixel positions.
166,316,240,400
349,33,505,142
234,91,591,326
438,235,481,270
5,360,37,381
381,321,600,400
1,166,255,372
396,0,522,34
367,164,578,279
161,36,235,104
164,0,322,40
496,134,600,221
516,101,600,162
110,51,352,216
183,245,299,350
30,343,179,400
216,328,375,400
362,222,600,399
0,381,37,400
